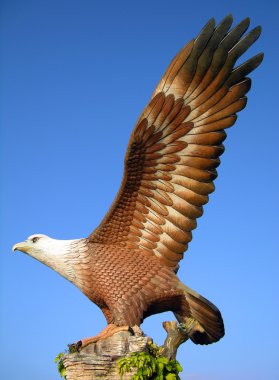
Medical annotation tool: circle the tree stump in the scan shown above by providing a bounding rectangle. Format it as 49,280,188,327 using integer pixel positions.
62,321,194,379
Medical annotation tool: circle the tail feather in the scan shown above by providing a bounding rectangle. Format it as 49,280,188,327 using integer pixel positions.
175,283,225,345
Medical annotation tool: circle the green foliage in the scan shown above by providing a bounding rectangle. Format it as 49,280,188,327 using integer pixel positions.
54,352,67,379
118,342,183,380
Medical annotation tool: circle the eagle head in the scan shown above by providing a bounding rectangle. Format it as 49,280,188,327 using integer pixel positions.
12,234,49,255
12,234,81,282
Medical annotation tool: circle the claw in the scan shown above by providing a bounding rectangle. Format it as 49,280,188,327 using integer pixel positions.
178,318,205,335
67,324,132,351
68,340,82,353
128,326,135,335
177,323,187,332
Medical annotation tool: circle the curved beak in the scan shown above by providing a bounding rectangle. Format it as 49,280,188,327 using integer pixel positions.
12,241,30,253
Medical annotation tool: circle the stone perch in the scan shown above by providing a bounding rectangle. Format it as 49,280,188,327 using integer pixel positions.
63,330,148,380
62,321,193,379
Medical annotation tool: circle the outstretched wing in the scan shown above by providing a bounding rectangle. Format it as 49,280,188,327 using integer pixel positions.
89,15,263,270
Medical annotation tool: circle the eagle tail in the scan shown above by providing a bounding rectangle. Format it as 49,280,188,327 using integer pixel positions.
175,283,225,345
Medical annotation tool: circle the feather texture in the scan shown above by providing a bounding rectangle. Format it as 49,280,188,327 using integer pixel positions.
89,15,263,271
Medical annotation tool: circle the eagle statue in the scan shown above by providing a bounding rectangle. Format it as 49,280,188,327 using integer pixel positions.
13,15,263,349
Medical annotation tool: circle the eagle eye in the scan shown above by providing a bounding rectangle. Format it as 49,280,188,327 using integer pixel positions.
31,236,40,243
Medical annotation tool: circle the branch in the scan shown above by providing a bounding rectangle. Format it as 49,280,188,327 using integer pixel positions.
160,319,200,360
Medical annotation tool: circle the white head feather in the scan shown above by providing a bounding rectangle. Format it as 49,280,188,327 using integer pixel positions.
13,234,85,283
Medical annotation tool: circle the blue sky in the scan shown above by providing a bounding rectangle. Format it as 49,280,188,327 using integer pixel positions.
1,1,278,379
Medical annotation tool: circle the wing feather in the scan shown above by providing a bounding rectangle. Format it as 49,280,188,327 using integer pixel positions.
89,16,263,270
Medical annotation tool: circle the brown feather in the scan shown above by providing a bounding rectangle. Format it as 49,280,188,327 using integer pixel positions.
88,16,262,274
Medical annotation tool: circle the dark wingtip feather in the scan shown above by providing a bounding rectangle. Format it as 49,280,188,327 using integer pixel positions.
230,25,263,62
254,25,262,35
215,14,234,35
256,52,264,65
254,25,263,41
251,52,264,68
226,13,233,20
234,17,251,35
229,52,264,86
197,17,216,39
249,25,262,42
208,17,216,27
220,17,250,51
243,17,251,26
222,14,234,25
204,17,216,34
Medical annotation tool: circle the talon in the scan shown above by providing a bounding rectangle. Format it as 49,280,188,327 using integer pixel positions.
128,326,135,335
67,340,82,353
177,323,187,332
178,318,205,335
67,324,132,350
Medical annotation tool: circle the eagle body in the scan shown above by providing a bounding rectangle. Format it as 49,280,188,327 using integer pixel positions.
13,15,263,347
75,243,183,324
27,236,223,344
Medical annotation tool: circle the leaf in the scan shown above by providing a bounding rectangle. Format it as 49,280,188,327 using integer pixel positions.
175,361,183,372
118,346,183,380
157,356,168,365
165,364,172,371
60,368,66,378
165,374,177,380
54,353,64,363
157,362,164,372
54,352,67,379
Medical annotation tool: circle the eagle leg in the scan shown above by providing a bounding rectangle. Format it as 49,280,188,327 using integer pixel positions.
68,324,131,351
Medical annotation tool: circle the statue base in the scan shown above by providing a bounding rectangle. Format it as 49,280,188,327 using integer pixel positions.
61,321,190,379
62,331,150,379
